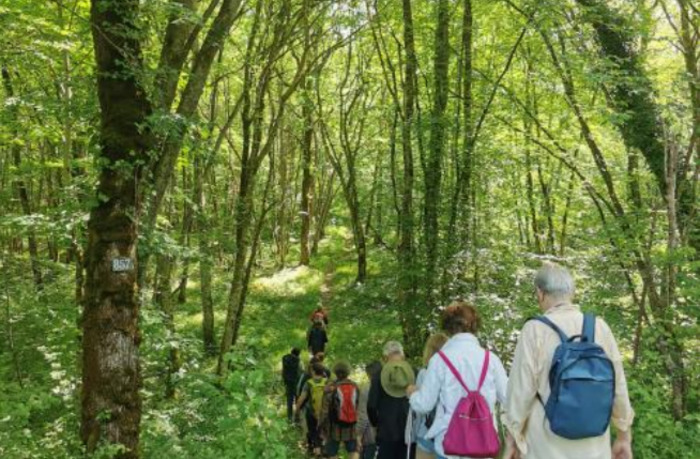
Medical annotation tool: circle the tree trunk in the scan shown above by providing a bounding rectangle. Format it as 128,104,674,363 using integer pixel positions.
1,68,43,290
448,0,474,247
218,41,258,373
537,164,556,253
311,170,336,255
81,1,154,455
153,252,180,398
544,28,690,420
176,164,195,304
217,166,255,374
423,0,450,311
299,76,314,266
234,158,276,342
138,0,243,291
275,123,292,267
675,0,699,251
576,0,667,194
559,151,579,255
397,0,422,357
348,177,367,283
364,148,382,242
577,0,697,253
197,163,216,354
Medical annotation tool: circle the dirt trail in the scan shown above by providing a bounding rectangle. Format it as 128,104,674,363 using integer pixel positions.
319,262,335,311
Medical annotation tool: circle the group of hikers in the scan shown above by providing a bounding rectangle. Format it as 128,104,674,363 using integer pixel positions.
281,263,634,459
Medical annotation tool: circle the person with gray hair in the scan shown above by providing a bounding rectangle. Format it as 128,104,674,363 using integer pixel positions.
533,262,576,300
383,340,404,358
502,263,635,459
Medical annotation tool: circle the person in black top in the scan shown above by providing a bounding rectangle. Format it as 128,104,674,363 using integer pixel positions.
307,320,328,356
368,341,416,459
281,347,302,422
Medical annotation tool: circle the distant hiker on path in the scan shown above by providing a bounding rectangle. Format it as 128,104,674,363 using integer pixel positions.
308,320,329,356
320,360,360,459
282,347,302,423
297,362,329,457
502,263,634,459
368,341,416,459
310,306,330,328
296,354,330,446
407,302,508,459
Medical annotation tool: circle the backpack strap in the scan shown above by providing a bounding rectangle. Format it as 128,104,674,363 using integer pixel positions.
438,351,471,395
477,350,490,392
532,316,568,342
438,350,491,394
582,313,596,343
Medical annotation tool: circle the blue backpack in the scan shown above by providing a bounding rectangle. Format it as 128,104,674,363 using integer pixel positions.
533,313,615,439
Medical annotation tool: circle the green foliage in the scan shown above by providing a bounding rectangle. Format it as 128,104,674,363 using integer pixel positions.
0,0,697,457
140,355,297,458
627,375,700,458
0,269,83,458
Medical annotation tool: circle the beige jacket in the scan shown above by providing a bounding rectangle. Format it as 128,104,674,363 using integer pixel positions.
502,303,634,459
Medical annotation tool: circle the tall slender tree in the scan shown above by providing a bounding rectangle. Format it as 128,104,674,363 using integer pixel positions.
398,0,421,356
424,0,451,311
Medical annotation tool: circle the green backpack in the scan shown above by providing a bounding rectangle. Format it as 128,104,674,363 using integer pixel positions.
307,378,327,420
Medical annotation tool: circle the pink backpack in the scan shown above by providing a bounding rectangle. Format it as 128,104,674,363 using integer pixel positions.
438,350,500,458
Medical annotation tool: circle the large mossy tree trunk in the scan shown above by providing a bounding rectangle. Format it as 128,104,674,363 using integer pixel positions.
81,1,153,455
576,0,697,252
398,0,422,357
542,24,690,421
447,0,474,247
574,0,694,418
423,0,450,311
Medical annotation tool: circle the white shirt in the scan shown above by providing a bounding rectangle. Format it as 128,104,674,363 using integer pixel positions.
409,333,508,458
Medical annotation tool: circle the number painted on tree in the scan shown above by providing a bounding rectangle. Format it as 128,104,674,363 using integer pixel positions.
111,257,134,273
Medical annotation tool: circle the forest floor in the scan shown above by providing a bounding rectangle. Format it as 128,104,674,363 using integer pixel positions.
2,224,696,458
0,225,403,458
164,225,403,457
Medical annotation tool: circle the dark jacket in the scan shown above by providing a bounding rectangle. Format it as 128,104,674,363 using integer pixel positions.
282,353,301,386
307,327,328,354
367,370,410,442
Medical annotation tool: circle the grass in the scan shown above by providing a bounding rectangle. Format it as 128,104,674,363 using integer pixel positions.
165,225,402,457
1,223,697,458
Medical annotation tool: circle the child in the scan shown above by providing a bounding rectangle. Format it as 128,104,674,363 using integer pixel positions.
320,360,360,459
297,362,328,456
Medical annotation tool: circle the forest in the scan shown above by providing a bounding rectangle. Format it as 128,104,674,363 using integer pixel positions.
0,0,697,457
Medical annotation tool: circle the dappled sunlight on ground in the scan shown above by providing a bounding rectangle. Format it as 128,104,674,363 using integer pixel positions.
164,227,403,457
179,310,227,329
252,265,323,296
